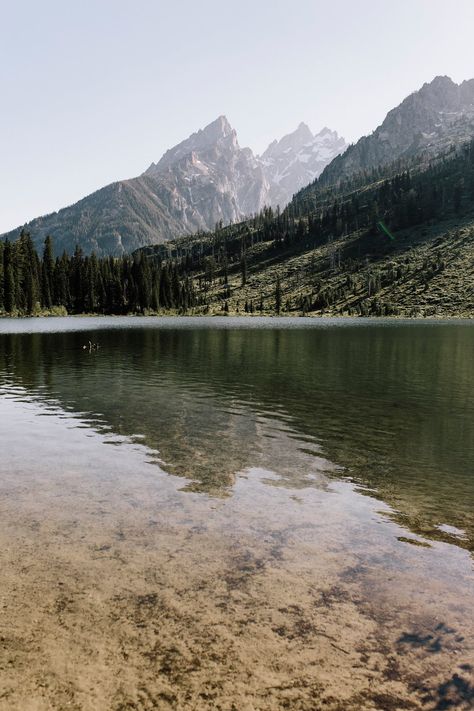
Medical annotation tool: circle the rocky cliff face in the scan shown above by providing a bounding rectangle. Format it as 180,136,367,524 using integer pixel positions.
4,76,473,257
260,123,347,205
319,76,474,187
0,116,345,256
2,117,272,256
144,115,271,225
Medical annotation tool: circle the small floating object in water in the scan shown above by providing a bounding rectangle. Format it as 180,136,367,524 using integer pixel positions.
83,340,99,352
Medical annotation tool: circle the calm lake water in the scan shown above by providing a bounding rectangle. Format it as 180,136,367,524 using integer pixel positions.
0,316,473,710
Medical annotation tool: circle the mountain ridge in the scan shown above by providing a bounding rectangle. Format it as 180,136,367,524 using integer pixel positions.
260,124,347,206
1,117,345,256
4,74,474,258
314,75,474,191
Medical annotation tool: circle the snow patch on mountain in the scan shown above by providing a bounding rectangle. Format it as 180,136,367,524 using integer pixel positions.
259,124,348,206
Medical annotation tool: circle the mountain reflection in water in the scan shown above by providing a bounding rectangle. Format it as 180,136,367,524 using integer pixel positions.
1,316,473,551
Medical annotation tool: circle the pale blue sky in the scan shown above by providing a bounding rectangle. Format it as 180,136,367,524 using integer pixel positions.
1,0,473,233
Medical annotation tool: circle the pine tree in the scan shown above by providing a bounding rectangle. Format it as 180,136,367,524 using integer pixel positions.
3,240,15,313
41,235,54,309
18,231,39,314
70,245,85,313
54,252,70,308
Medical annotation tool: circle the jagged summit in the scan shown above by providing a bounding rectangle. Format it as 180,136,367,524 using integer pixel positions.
0,114,348,255
261,123,347,205
2,116,271,256
317,75,474,188
406,75,472,113
146,115,237,175
295,121,313,137
262,122,313,159
209,114,234,138
425,75,455,88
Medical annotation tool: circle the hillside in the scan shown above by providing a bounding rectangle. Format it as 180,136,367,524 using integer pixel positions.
140,138,474,318
2,76,474,318
1,138,474,318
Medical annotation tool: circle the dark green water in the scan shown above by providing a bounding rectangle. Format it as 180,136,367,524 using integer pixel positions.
1,316,473,551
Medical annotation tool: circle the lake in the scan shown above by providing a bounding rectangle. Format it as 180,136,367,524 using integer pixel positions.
0,316,473,710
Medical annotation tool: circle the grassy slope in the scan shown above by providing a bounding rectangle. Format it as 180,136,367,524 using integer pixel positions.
182,211,474,318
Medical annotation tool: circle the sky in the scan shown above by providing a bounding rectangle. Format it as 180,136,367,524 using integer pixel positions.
1,0,474,233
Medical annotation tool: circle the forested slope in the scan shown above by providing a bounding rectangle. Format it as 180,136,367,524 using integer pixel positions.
1,140,473,317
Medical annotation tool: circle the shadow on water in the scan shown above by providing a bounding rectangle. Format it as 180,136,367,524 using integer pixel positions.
1,318,474,551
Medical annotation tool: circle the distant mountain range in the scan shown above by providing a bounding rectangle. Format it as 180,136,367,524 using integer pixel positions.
3,75,474,257
138,77,474,319
1,118,346,256
261,123,347,206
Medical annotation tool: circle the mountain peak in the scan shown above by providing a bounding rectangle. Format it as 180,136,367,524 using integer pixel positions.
427,75,455,88
296,121,312,133
261,123,312,162
418,75,458,101
316,126,336,138
261,123,347,206
201,115,234,140
146,115,238,176
318,74,474,188
294,122,314,142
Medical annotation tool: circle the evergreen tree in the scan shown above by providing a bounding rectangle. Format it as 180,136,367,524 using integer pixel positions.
41,236,54,308
3,240,16,313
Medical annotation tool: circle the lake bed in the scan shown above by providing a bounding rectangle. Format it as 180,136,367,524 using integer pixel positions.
0,317,473,710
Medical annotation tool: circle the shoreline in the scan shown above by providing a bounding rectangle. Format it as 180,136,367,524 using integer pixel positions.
1,310,473,320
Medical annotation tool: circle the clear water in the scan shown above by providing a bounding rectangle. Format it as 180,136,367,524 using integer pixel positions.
1,316,473,549
0,316,473,709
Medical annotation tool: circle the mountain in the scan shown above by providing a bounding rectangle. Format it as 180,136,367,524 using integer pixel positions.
316,76,474,188
8,74,470,258
260,123,347,205
4,121,474,319
143,115,270,222
137,132,474,319
2,117,345,256
2,117,271,256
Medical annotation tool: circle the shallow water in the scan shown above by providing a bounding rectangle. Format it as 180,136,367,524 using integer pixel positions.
0,316,473,710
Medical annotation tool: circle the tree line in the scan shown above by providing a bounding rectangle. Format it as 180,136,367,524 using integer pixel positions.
2,137,473,317
0,233,197,315
142,138,474,300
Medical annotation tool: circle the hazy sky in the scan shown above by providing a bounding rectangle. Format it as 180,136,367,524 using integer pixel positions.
1,0,473,233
